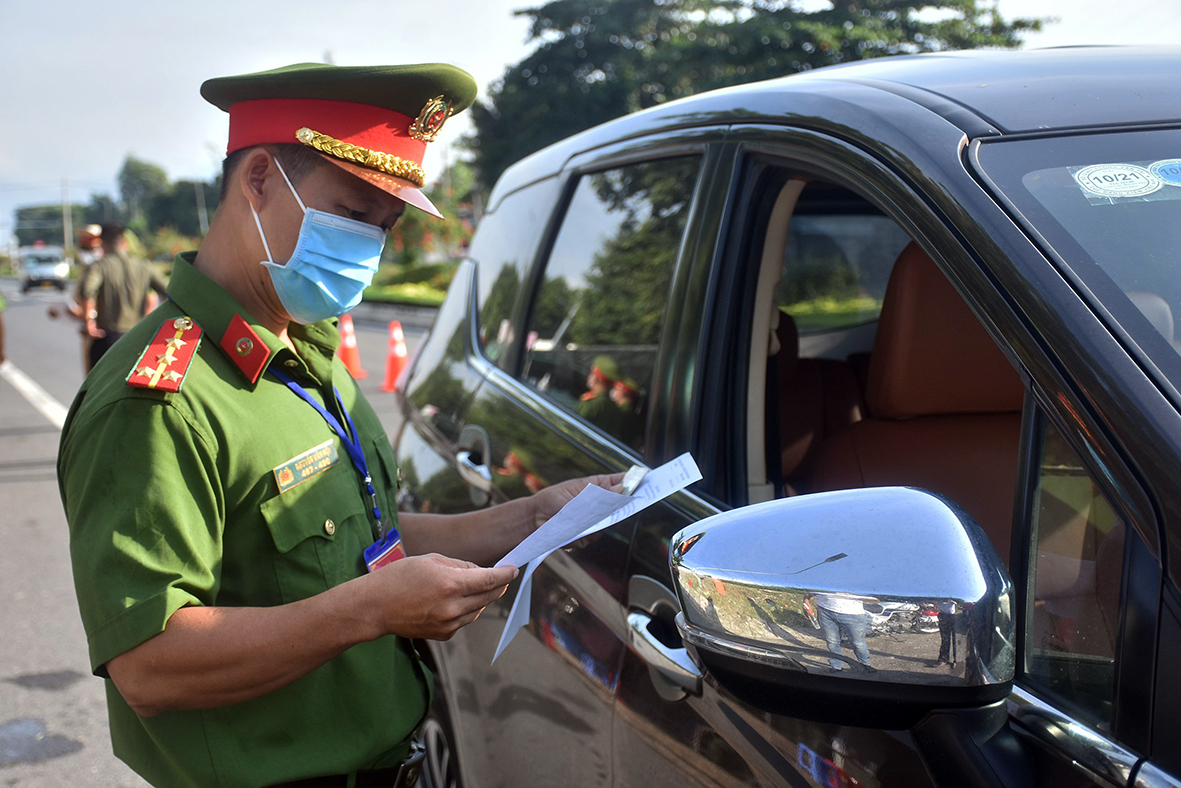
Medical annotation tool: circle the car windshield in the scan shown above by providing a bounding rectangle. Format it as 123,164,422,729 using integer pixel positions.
974,128,1181,399
24,254,63,265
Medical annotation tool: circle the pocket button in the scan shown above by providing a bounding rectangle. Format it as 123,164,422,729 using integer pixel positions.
324,519,336,536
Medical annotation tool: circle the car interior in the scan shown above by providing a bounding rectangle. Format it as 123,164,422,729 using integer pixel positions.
747,177,1026,569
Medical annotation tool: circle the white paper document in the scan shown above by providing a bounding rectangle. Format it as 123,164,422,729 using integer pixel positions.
492,453,702,662
495,484,633,569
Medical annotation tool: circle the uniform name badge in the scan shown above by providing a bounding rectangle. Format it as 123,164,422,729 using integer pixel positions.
364,525,406,572
273,439,339,493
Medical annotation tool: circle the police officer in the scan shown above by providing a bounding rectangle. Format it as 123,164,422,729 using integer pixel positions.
57,62,620,788
76,222,169,370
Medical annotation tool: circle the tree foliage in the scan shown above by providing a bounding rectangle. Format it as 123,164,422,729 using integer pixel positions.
118,156,170,222
467,0,1043,188
386,160,478,267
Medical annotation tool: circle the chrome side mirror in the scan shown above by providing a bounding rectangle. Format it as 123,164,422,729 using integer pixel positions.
670,487,1014,728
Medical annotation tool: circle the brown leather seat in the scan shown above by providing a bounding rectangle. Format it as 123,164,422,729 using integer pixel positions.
774,313,864,493
810,243,1025,565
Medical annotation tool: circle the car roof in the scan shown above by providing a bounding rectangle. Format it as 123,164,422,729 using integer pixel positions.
488,46,1181,208
803,46,1181,134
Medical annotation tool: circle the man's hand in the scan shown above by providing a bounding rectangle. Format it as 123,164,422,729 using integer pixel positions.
530,472,626,531
362,554,517,641
86,318,106,339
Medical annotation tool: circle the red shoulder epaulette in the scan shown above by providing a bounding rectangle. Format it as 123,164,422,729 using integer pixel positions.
126,316,203,393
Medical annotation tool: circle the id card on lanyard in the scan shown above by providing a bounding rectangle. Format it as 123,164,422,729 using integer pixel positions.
270,368,405,572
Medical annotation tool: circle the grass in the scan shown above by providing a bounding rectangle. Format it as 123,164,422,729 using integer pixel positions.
782,295,882,332
362,282,447,307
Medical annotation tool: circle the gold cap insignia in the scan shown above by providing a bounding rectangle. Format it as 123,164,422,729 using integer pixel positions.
409,95,452,142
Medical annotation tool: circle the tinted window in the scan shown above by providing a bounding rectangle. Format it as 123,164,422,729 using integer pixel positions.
470,177,563,371
976,129,1181,401
776,210,911,334
1025,417,1125,730
520,156,701,452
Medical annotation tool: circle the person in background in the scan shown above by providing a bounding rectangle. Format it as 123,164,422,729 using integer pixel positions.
814,592,877,673
610,376,644,447
76,222,168,370
48,225,108,370
577,354,622,434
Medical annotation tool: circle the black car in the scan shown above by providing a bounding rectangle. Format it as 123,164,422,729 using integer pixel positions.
391,46,1181,788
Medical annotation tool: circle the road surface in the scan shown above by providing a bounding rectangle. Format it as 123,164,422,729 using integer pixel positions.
0,278,426,786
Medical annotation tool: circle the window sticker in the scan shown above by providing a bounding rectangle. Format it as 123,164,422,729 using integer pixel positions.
1067,159,1181,206
1149,159,1181,187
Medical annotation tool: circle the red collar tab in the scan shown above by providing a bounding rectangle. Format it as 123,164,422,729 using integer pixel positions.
127,317,203,393
219,314,270,384
226,98,427,166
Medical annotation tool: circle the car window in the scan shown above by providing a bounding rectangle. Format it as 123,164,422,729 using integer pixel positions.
775,188,911,336
520,156,701,453
975,129,1181,403
470,177,563,371
1025,416,1125,731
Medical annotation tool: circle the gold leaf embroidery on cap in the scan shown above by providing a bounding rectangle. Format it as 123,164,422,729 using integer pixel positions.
295,127,426,187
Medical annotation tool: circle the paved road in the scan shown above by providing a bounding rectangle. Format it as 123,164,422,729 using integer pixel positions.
0,278,426,786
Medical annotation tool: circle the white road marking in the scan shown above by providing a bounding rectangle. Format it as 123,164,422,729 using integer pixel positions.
0,360,68,430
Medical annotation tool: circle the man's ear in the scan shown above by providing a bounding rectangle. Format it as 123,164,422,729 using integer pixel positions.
237,148,275,212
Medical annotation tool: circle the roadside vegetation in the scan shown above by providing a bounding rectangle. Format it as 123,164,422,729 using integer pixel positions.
10,0,1043,315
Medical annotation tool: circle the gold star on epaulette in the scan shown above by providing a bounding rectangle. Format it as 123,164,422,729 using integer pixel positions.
127,315,203,393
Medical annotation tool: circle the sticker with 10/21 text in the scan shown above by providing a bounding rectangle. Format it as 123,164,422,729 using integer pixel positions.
1073,163,1162,199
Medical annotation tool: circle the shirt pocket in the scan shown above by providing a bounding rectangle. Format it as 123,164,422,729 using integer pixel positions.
261,462,369,603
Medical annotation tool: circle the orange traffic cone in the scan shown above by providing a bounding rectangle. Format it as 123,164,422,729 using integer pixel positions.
337,314,368,379
380,320,409,392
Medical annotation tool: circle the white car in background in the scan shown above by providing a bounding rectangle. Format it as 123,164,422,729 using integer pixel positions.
18,245,70,293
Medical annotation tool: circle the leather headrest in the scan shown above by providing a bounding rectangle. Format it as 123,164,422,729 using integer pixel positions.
867,243,1023,419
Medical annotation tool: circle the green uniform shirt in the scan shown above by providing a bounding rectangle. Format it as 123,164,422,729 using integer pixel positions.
58,253,429,788
76,251,169,333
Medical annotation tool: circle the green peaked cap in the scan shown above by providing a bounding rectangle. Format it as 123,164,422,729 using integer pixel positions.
201,62,478,116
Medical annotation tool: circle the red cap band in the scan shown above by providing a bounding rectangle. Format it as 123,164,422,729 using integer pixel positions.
226,98,427,165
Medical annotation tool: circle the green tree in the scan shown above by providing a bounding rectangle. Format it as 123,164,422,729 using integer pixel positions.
83,193,121,225
568,157,697,345
118,156,170,223
467,0,1043,188
14,204,86,247
149,180,215,237
386,161,478,267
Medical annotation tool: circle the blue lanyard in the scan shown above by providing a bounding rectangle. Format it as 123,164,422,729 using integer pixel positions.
269,368,384,528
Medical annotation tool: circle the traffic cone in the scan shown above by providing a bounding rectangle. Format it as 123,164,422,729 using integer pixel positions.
380,320,409,392
337,314,368,379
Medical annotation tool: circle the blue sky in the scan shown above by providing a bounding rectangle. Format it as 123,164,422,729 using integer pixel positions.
2,0,1177,245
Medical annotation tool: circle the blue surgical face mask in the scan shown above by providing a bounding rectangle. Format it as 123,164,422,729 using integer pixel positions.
251,159,386,324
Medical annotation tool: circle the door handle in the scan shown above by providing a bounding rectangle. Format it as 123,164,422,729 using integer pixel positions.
455,451,494,492
627,609,702,696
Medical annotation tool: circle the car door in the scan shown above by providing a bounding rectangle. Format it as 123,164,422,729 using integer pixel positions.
429,136,724,788
614,143,947,788
613,128,1163,787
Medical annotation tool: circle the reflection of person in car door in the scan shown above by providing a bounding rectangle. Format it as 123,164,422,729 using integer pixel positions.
610,377,644,447
577,355,622,433
815,592,877,672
